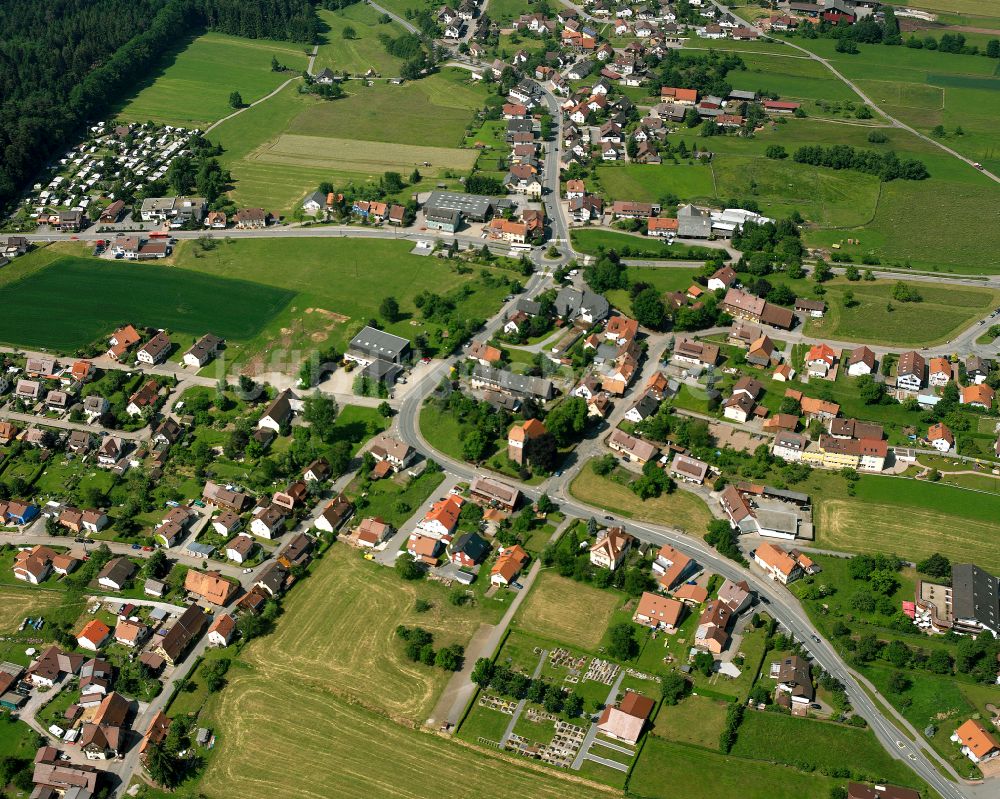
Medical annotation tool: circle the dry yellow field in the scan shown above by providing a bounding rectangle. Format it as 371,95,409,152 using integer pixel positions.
516,572,622,651
248,133,478,176
196,546,616,799
817,499,1000,573
200,675,615,799
0,586,62,633
231,547,487,722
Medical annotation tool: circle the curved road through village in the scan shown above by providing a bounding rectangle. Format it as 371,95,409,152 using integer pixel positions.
8,40,996,799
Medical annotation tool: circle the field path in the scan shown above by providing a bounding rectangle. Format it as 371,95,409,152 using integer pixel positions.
204,49,314,136
367,1,419,34
710,0,1000,184
429,516,575,728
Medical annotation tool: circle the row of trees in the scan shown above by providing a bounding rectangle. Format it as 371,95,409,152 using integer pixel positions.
792,145,929,182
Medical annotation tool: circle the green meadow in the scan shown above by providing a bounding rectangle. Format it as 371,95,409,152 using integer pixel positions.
116,32,309,126
0,257,293,351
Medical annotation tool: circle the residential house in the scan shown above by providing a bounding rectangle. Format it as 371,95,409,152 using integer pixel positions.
207,614,236,647
202,481,252,513
257,388,299,432
672,338,719,368
896,351,925,392
806,343,836,378
669,454,709,485
126,380,159,416
114,619,149,649
370,434,414,472
717,578,753,614
770,654,813,715
76,620,111,652
708,266,738,292
590,527,635,570
97,558,136,591
624,392,659,424
746,336,775,367
315,494,354,534
847,345,876,376
13,545,54,584
183,333,222,368
929,357,952,387
633,591,684,631
137,332,171,365
154,604,211,666
951,719,1000,765
754,542,812,584
966,355,991,385
250,504,286,539
354,516,392,548
408,533,444,566
490,544,530,586
653,544,695,591
695,600,733,654
607,429,658,464
225,534,256,564
928,423,954,452
469,475,521,511
961,383,995,409
418,495,464,539
449,532,491,568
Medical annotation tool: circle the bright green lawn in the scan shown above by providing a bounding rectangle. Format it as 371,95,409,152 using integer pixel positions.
173,237,510,369
570,229,718,261
116,32,309,126
595,162,717,204
802,279,1000,346
314,5,405,76
288,68,486,145
731,712,925,788
350,470,444,529
0,256,294,351
730,52,860,102
210,69,485,211
630,737,841,799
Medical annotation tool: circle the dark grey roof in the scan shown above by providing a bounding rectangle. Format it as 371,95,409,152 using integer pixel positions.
554,287,610,321
514,298,541,316
451,532,490,563
363,359,403,383
951,563,999,633
423,191,493,221
630,392,659,418
349,326,410,362
472,365,553,399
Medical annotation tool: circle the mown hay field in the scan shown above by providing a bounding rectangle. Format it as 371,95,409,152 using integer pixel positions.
0,587,62,633
197,547,615,799
248,133,477,175
816,480,1000,573
515,573,622,651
